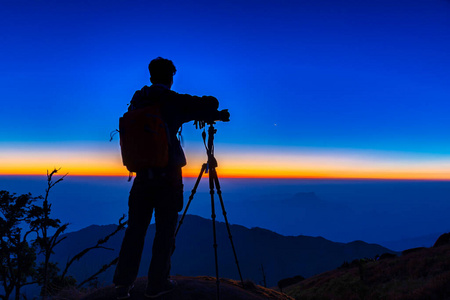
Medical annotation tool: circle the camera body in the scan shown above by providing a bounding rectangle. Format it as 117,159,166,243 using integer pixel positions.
204,109,230,124
195,109,230,129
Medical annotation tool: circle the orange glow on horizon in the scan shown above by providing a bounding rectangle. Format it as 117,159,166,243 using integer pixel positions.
1,145,450,180
2,164,450,181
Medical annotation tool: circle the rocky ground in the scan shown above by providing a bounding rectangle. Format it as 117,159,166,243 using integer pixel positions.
56,276,293,300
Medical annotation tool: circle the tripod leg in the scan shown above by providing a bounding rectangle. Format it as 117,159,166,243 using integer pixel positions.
211,167,244,285
209,167,220,300
175,163,207,237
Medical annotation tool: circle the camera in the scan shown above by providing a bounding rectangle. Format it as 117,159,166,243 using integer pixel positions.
194,109,230,129
204,109,230,124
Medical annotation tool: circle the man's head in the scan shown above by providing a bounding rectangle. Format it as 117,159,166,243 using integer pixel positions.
149,57,177,88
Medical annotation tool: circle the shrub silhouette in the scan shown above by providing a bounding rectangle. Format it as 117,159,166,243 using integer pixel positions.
0,191,40,300
1,169,127,299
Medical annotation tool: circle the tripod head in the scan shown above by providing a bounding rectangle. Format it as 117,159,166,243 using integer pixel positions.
202,122,218,169
195,120,215,130
193,109,229,170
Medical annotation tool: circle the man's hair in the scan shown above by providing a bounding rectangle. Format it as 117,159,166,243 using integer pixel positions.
148,57,177,85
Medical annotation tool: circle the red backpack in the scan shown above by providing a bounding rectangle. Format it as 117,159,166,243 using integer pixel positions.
119,103,169,172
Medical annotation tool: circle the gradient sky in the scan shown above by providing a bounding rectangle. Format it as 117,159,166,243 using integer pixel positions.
1,0,450,179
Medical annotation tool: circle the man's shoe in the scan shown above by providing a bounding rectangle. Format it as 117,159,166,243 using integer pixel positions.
144,279,177,298
115,284,134,300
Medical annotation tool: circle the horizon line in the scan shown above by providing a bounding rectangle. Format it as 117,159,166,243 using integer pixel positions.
1,172,450,182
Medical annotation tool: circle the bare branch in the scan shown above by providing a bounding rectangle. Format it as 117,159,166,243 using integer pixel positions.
61,215,126,280
77,257,119,288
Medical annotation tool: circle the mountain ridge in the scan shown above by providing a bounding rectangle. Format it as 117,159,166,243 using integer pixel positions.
50,214,396,289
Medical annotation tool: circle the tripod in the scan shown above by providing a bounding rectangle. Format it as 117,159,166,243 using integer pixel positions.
175,122,244,300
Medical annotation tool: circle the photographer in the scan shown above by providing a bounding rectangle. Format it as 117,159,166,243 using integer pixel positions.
113,57,229,299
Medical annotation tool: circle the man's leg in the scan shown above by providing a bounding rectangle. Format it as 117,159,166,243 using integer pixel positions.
145,167,183,298
147,207,178,286
114,176,154,287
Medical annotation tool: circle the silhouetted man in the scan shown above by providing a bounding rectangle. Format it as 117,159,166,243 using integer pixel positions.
113,57,229,299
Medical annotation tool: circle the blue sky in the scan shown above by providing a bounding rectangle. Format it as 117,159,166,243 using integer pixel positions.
1,0,450,178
